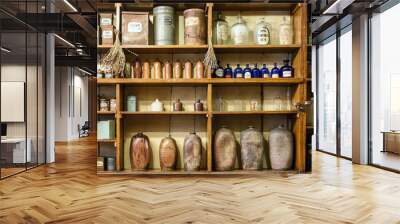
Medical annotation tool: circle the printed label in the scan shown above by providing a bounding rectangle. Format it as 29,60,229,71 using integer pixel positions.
244,71,252,79
128,22,142,33
159,16,173,26
282,71,292,78
102,30,113,39
185,17,199,27
235,73,243,78
263,73,269,78
215,69,224,78
100,18,112,26
271,73,280,78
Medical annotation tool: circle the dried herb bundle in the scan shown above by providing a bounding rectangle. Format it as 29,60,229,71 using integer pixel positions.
101,30,126,77
203,36,218,71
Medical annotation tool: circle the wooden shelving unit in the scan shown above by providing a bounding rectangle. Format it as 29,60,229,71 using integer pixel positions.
97,2,308,175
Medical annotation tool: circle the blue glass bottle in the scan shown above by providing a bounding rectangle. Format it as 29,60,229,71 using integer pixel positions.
243,64,252,79
260,64,270,78
280,60,294,78
251,64,261,78
224,64,233,78
271,63,281,78
213,61,224,78
234,64,243,78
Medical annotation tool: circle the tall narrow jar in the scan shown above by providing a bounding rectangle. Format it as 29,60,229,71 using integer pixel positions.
153,6,175,45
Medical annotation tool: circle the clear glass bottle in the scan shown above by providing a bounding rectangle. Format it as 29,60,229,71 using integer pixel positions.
243,64,252,79
261,64,270,78
251,64,261,78
280,60,294,78
279,16,293,45
231,14,249,45
213,61,225,78
254,17,271,45
214,12,229,45
224,64,233,78
234,64,243,78
273,96,283,111
271,63,281,78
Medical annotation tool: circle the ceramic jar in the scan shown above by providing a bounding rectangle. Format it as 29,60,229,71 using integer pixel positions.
184,61,192,79
99,99,109,111
269,125,293,170
183,132,202,171
130,132,151,170
194,99,204,111
132,60,142,78
214,127,237,171
153,6,175,45
127,96,136,112
195,60,204,79
109,99,117,112
153,60,163,79
142,61,151,79
174,62,182,79
173,99,183,111
159,136,178,170
163,61,172,79
240,126,264,170
183,8,206,45
151,99,164,112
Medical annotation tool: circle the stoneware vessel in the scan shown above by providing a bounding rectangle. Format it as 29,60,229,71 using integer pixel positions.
268,125,293,170
132,60,142,78
214,127,237,171
159,136,178,170
183,132,202,171
151,99,164,112
240,126,264,170
163,61,172,79
184,61,193,79
153,60,163,79
173,99,183,111
130,132,151,170
194,99,204,111
142,61,151,79
173,62,182,79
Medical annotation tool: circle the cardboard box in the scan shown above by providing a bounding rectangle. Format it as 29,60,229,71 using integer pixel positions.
99,13,113,27
122,12,149,45
97,120,115,140
101,25,114,45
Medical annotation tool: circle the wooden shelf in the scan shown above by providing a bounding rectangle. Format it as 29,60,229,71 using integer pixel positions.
213,111,298,115
121,111,208,116
97,44,208,54
98,169,298,176
213,44,301,53
97,139,116,143
97,78,209,85
211,78,304,85
97,111,115,115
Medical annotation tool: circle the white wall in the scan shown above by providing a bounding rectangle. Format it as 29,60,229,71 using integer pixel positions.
55,66,89,141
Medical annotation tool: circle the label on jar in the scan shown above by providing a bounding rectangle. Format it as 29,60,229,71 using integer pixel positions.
158,16,173,26
256,28,269,44
282,71,292,77
244,71,252,79
128,22,142,33
217,25,229,43
263,73,269,78
102,30,113,39
185,17,199,27
215,69,224,78
101,18,112,26
271,73,279,78
235,72,243,78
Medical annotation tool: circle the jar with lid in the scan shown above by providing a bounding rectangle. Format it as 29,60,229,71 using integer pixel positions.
254,17,271,45
151,99,164,112
231,14,249,45
132,60,142,78
279,16,293,45
153,6,175,45
213,12,229,44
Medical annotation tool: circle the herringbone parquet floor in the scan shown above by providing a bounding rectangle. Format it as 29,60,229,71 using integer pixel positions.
1,137,400,224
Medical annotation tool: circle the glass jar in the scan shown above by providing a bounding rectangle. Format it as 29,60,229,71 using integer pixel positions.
254,17,271,45
214,12,229,44
280,60,294,78
231,15,249,45
279,16,293,45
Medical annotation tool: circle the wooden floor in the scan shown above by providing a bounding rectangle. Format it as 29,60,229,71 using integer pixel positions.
1,137,400,223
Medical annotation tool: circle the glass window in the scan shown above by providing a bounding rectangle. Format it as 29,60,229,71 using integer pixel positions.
317,35,337,154
370,3,400,171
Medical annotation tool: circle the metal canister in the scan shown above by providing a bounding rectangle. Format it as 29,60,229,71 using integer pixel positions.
153,6,175,45
183,8,206,45
99,99,109,111
127,96,137,112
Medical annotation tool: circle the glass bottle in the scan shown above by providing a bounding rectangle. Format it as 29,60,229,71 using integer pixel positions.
280,60,294,78
251,64,261,78
279,16,293,45
234,64,243,78
214,12,229,45
243,64,252,79
261,64,270,78
231,14,249,45
213,61,225,78
224,64,233,78
273,96,283,111
254,17,271,45
271,63,281,78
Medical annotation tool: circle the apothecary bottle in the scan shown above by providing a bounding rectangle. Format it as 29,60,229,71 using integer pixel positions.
251,64,261,78
224,64,233,78
261,64,270,78
194,99,204,111
173,99,183,111
231,15,249,45
214,12,229,44
133,60,142,78
254,17,270,45
244,64,252,79
271,63,281,78
213,61,224,78
280,60,294,78
234,64,243,78
279,16,293,45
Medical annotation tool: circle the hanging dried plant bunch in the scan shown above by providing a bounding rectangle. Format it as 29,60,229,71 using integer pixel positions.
101,30,126,77
203,36,218,71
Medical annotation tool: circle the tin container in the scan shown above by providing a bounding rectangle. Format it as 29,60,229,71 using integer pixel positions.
121,12,149,45
153,6,175,45
174,62,182,79
163,61,172,79
184,8,206,45
184,61,193,79
127,96,136,112
99,99,109,111
142,61,151,79
106,157,115,171
153,60,163,79
109,99,117,112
